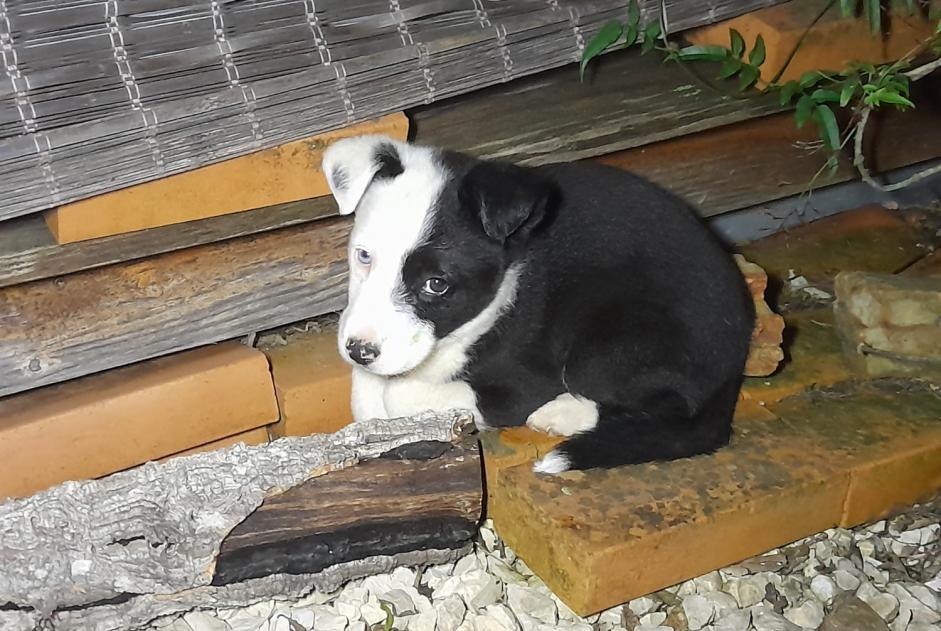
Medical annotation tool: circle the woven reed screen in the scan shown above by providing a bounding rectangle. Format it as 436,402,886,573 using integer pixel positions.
0,0,780,221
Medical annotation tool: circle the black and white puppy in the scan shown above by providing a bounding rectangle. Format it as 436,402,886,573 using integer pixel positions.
323,135,754,474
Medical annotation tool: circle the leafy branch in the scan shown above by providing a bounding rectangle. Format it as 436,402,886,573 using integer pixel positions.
581,0,941,191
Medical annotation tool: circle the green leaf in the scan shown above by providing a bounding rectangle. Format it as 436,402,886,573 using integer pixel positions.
641,21,661,54
625,24,639,47
379,601,396,631
580,21,623,80
866,0,881,34
903,0,915,14
779,80,800,106
839,0,857,17
799,70,824,88
627,0,641,27
813,104,841,151
795,94,814,128
811,88,840,103
718,58,743,79
729,29,745,58
748,34,766,67
825,154,840,176
839,82,856,107
675,44,729,61
738,64,759,91
873,88,916,108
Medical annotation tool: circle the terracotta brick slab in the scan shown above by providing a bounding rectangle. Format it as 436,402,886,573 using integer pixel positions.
686,0,937,84
43,113,408,244
486,381,941,615
0,342,279,501
159,427,271,463
262,328,353,438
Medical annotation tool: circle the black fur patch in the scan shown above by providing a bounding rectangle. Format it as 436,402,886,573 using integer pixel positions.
374,142,404,179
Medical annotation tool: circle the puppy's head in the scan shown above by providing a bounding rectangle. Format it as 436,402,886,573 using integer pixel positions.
323,135,550,377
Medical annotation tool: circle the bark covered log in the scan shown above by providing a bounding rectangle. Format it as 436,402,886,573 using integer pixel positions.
0,412,476,622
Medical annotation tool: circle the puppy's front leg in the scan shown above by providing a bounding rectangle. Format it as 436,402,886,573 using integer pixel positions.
383,377,482,425
350,366,389,422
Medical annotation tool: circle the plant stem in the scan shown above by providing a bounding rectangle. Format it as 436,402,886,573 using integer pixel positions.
853,105,941,191
766,0,839,85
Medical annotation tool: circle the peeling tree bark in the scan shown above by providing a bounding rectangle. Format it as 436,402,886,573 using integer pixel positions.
0,412,477,630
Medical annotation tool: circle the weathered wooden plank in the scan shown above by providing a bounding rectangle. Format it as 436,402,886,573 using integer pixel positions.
0,196,337,289
0,217,351,398
410,48,784,164
596,81,941,217
214,438,483,584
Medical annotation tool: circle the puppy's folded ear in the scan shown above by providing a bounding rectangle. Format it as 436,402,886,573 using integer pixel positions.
458,161,552,243
322,135,405,215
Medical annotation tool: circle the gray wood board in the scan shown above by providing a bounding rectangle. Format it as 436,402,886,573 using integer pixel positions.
410,48,784,164
0,217,351,397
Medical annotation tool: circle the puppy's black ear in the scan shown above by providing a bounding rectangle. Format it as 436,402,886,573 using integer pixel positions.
458,161,551,243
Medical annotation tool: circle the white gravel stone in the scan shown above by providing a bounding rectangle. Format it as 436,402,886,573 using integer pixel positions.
833,569,861,592
505,584,557,625
784,600,825,629
378,588,417,616
405,609,437,631
683,594,715,630
810,575,839,603
711,610,751,631
704,591,740,619
435,595,468,631
694,571,724,594
476,604,521,631
727,575,768,608
183,612,231,631
310,606,348,631
751,604,801,631
856,583,900,621
640,611,667,626
629,596,661,616
434,569,503,612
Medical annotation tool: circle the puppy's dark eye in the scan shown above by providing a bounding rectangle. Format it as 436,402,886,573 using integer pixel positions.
354,248,372,265
422,277,449,296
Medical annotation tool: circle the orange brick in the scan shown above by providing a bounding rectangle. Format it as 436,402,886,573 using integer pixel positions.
262,329,354,437
686,1,937,84
159,427,270,463
44,113,409,244
487,380,941,615
0,342,279,501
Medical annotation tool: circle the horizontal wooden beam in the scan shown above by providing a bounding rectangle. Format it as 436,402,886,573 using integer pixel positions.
0,217,350,397
214,438,482,585
410,48,783,164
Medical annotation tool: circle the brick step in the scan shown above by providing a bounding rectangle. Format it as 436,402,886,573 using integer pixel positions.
0,342,279,502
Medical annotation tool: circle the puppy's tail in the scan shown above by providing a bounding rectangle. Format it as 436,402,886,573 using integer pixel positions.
533,379,740,474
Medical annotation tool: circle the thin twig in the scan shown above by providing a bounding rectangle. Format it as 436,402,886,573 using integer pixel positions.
853,51,941,191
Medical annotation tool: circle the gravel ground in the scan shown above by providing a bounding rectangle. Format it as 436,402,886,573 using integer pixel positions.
149,494,940,631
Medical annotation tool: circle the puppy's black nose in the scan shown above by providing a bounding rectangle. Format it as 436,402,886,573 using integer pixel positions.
345,338,380,366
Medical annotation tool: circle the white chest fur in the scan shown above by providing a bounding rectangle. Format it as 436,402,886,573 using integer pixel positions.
350,366,482,425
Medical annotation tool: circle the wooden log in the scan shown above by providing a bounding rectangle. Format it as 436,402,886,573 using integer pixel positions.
0,216,350,398
0,411,476,625
214,438,482,585
411,49,783,165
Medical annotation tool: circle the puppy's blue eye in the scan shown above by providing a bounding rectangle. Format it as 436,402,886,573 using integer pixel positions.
354,248,372,265
422,277,449,296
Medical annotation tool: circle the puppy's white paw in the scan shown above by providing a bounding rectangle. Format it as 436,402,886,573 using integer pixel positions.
533,449,570,475
525,392,598,437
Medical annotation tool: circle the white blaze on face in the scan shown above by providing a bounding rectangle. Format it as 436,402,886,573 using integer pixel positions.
335,144,446,377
